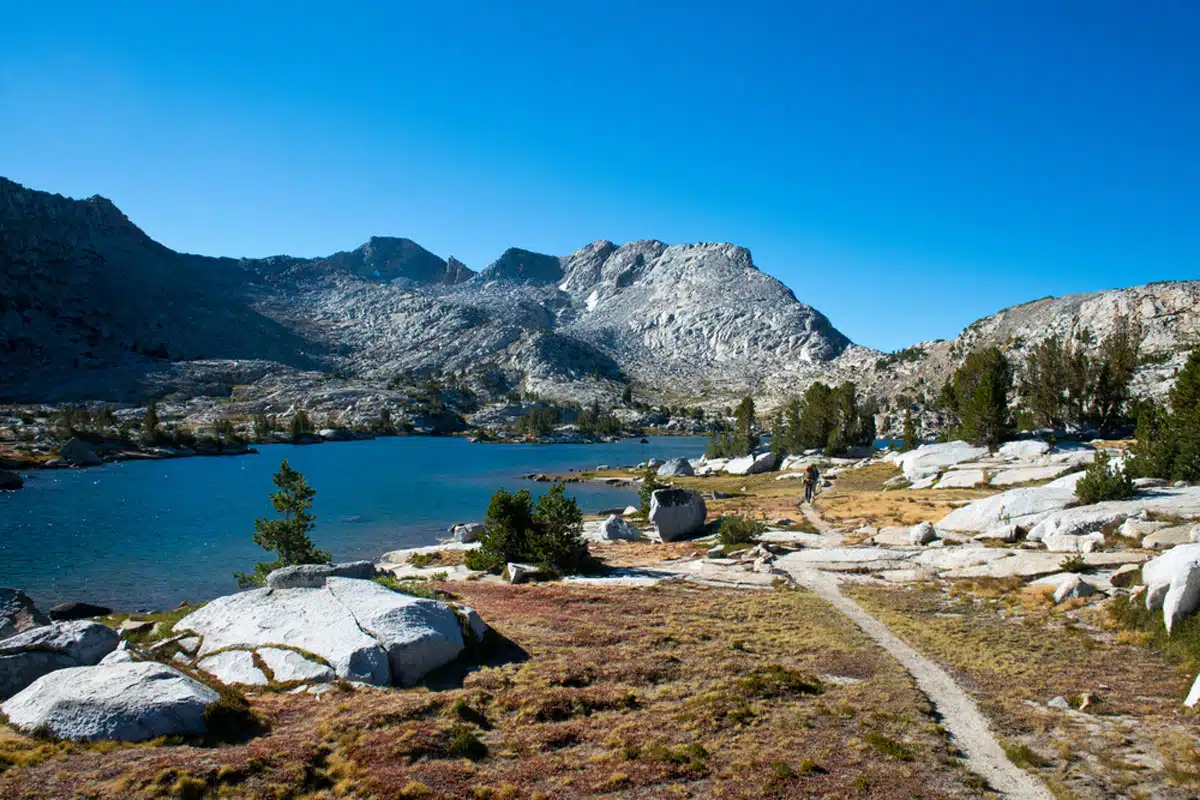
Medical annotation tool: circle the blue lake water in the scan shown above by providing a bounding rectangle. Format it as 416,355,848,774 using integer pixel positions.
0,436,705,611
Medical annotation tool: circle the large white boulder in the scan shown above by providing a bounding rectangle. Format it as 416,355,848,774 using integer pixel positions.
1187,673,1200,709
178,578,472,687
936,485,1078,533
181,584,388,684
1143,525,1195,550
909,522,938,545
451,523,485,544
1027,508,1130,543
892,442,989,482
584,515,642,542
934,470,985,489
656,457,694,477
648,488,707,541
1,662,218,742
0,621,119,699
1053,575,1098,604
325,578,465,686
1142,544,1200,633
725,451,778,476
998,440,1051,459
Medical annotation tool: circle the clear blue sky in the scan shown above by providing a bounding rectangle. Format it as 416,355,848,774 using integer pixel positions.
3,1,1197,351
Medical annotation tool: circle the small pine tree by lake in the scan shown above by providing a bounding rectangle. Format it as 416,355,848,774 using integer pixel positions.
235,460,331,588
464,484,587,577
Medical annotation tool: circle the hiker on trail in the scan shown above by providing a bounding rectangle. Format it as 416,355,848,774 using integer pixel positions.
803,464,820,503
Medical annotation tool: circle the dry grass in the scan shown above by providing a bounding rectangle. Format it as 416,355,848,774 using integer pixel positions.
1,583,985,799
848,582,1198,799
814,463,998,528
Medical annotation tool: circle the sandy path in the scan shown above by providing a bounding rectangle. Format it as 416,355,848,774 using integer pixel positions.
789,504,1053,800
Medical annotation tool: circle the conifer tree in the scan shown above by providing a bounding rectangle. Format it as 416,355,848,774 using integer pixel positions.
235,460,330,588
143,399,160,442
901,408,918,452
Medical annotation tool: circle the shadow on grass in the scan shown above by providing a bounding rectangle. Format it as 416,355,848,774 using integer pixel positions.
421,628,530,691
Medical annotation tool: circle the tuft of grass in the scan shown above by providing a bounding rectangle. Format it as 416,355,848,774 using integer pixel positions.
409,552,437,569
200,679,268,744
171,775,207,800
1108,594,1200,671
862,731,915,761
373,573,446,599
446,724,488,761
1002,740,1050,770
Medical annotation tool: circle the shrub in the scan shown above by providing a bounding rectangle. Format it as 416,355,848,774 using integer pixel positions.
718,515,765,547
1074,451,1135,505
464,485,587,576
446,724,488,760
1058,554,1088,573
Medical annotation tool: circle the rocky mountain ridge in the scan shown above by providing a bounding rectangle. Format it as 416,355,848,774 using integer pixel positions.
870,282,1200,427
2,177,1197,414
0,178,854,403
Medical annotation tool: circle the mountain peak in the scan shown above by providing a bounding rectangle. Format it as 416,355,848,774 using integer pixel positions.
474,247,565,285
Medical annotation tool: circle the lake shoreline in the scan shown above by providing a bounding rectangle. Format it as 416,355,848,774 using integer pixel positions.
0,435,707,611
0,428,690,485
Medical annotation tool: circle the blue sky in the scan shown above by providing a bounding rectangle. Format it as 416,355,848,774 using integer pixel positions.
3,1,1197,351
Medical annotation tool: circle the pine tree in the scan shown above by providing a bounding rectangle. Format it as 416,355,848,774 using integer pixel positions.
464,485,587,576
253,413,273,441
143,399,160,442
733,396,759,455
946,347,1012,447
901,408,918,452
235,460,330,588
289,409,314,441
1090,316,1142,429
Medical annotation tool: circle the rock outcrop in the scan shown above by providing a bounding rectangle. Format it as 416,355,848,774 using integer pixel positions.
584,515,642,542
1143,544,1200,633
0,620,119,698
0,469,21,490
1,662,218,742
656,457,694,477
0,589,48,640
649,489,707,542
264,560,377,590
177,577,475,687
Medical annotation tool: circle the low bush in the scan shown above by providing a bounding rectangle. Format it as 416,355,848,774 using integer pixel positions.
445,724,488,761
1058,554,1089,573
718,515,766,547
1074,451,1135,505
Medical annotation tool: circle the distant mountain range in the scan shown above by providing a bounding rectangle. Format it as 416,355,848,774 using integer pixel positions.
2,176,1197,409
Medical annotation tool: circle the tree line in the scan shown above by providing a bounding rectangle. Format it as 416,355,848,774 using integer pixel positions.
706,383,878,459
936,317,1145,447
